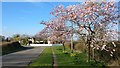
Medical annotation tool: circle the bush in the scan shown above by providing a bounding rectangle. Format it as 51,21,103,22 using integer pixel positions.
94,41,120,66
64,42,71,50
21,38,29,45
70,53,77,57
74,42,86,53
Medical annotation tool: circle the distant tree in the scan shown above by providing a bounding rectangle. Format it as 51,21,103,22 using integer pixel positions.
12,34,21,41
11,34,30,45
35,28,50,41
0,35,5,41
20,34,29,45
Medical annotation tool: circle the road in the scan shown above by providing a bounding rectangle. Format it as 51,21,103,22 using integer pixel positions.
2,46,45,67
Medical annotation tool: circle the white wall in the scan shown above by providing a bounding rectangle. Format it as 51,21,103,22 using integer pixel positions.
30,44,63,46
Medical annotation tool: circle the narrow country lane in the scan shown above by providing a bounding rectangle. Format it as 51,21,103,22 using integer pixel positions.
2,46,45,67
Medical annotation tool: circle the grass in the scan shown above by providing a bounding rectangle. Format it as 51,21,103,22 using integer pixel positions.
28,46,105,68
52,46,74,66
52,46,105,67
28,47,53,67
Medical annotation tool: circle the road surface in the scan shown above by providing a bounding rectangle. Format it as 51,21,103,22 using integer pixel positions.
2,46,45,67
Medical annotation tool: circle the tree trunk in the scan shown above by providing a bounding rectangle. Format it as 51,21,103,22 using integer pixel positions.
71,22,74,53
88,40,91,62
71,34,73,53
87,34,92,62
63,43,65,51
92,48,95,60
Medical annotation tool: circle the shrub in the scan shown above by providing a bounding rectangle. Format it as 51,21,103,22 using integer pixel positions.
70,53,77,57
74,42,86,53
64,42,71,50
94,41,120,66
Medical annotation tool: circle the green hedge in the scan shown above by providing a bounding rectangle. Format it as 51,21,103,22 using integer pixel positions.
1,41,25,55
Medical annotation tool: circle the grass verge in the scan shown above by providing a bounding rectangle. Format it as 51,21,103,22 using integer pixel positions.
52,46,105,67
28,47,53,67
